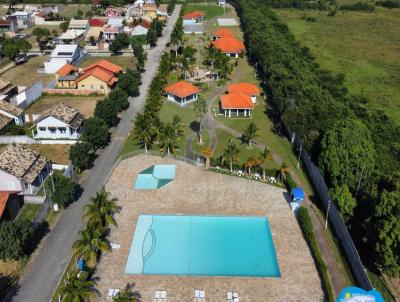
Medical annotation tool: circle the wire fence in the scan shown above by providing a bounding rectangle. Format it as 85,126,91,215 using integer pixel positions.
292,134,373,291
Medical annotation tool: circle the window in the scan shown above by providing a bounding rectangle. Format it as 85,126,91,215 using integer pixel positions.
58,127,66,133
49,127,56,133
39,127,46,131
100,85,104,89
90,85,95,90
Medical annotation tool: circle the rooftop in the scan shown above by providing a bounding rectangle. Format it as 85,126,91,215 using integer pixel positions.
182,10,205,20
0,78,14,92
213,36,245,53
51,44,79,58
82,59,123,75
0,100,23,117
213,28,234,38
35,102,84,129
69,19,89,27
221,93,254,109
0,144,48,184
164,80,200,98
56,64,79,76
227,82,260,96
89,18,107,27
76,67,117,86
0,115,12,130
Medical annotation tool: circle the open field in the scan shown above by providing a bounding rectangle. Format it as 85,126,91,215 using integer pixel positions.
28,144,71,164
95,155,324,302
26,94,100,118
60,4,92,18
78,56,137,71
1,55,54,86
275,8,400,120
183,3,230,19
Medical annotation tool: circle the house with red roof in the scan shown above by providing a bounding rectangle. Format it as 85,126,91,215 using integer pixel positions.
104,6,126,17
220,93,254,117
75,59,123,94
164,80,201,106
213,36,245,58
213,28,234,41
55,64,79,88
182,10,205,23
227,82,260,104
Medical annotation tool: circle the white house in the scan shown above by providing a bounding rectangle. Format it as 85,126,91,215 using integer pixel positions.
68,19,89,31
33,102,84,139
164,80,200,106
10,11,32,29
43,44,86,73
56,29,86,44
131,24,148,36
0,144,51,195
103,24,123,42
0,100,24,130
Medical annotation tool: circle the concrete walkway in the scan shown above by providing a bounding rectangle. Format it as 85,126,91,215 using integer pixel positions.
6,6,181,302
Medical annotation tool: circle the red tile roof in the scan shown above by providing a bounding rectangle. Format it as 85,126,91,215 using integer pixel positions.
89,18,107,27
182,10,205,20
0,19,10,26
221,93,254,109
56,64,78,76
139,19,152,29
0,192,10,219
213,37,245,54
213,28,234,38
82,59,123,74
227,82,260,96
75,66,117,86
164,80,200,98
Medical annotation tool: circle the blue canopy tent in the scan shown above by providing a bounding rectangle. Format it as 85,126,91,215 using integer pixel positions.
291,188,305,203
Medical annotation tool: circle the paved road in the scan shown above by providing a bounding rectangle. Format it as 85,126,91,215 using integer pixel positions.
7,6,181,302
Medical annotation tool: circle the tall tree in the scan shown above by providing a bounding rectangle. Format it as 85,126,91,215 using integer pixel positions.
258,147,273,180
146,27,157,47
278,160,289,182
113,283,140,302
319,119,375,192
0,220,32,260
81,117,109,149
16,39,32,54
159,122,178,155
222,139,240,173
133,112,154,154
69,142,92,172
329,185,356,223
58,271,98,302
202,147,213,169
193,96,207,143
243,121,259,148
52,172,77,208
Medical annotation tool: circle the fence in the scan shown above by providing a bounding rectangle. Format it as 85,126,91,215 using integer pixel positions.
42,88,104,95
292,134,373,291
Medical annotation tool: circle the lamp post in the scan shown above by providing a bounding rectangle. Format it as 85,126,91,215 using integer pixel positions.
325,199,331,230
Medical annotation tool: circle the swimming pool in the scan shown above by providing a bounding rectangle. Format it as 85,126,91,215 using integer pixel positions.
135,165,176,190
125,215,281,277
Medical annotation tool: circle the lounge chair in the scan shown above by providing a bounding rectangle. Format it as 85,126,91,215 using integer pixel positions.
160,290,167,302
227,291,233,302
194,290,205,301
110,242,121,249
233,292,239,302
154,291,161,302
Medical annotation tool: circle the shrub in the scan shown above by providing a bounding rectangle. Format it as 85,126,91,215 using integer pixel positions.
284,173,298,191
94,99,119,127
81,117,109,149
340,2,375,11
69,142,92,172
108,88,129,111
52,172,78,208
0,220,33,260
375,0,400,8
297,207,335,302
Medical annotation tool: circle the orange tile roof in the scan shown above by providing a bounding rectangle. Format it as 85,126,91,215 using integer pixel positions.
182,10,205,20
56,64,78,76
142,3,157,11
0,192,10,219
164,80,200,98
228,82,260,96
82,59,123,75
75,66,117,86
213,28,234,38
221,93,254,109
213,37,245,54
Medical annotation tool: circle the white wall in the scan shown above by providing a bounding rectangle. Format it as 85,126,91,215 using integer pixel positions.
35,116,80,139
0,170,23,192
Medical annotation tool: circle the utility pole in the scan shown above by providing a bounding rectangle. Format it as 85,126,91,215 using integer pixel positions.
325,199,331,230
297,144,302,170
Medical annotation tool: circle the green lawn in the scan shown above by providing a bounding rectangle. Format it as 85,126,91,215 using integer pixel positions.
183,3,230,20
274,8,400,120
17,204,41,222
191,130,211,154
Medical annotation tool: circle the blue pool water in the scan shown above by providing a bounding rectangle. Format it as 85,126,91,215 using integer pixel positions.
135,165,176,190
125,215,281,277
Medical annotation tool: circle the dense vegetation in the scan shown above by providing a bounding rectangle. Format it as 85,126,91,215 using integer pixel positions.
237,0,400,277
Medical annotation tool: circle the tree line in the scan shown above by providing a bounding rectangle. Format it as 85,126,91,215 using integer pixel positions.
237,0,400,277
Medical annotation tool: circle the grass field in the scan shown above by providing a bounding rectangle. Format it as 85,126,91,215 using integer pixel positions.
60,4,92,18
26,95,101,118
78,56,137,71
1,56,54,86
29,144,71,164
274,8,400,120
17,203,41,222
183,3,230,20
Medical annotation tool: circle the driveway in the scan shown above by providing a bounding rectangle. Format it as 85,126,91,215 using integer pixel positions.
6,6,181,302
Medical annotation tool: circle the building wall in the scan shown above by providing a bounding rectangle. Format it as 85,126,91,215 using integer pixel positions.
0,170,22,192
77,75,111,94
35,116,80,139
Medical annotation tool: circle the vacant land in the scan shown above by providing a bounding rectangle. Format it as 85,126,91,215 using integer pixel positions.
29,144,71,164
60,4,92,18
26,94,100,118
1,55,54,86
78,56,137,71
275,8,400,119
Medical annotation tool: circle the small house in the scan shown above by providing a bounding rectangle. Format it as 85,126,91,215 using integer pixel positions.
142,3,157,19
44,44,86,74
55,64,79,88
213,36,245,57
104,6,125,18
68,19,89,31
33,102,84,139
0,78,18,102
0,100,24,130
227,82,260,104
182,10,205,24
10,11,32,29
0,144,51,195
164,80,200,106
220,93,254,117
132,24,148,36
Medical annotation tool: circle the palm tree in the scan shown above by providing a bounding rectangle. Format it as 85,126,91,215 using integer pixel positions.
279,160,290,182
160,123,179,156
133,113,153,154
83,188,120,229
244,122,259,148
72,226,110,268
222,139,240,173
59,271,98,302
258,147,273,180
113,283,140,302
193,96,207,143
244,156,259,175
172,115,185,138
202,146,213,169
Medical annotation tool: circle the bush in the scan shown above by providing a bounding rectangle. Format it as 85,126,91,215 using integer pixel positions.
117,69,141,97
52,172,77,208
375,0,400,8
69,142,92,172
0,220,33,260
108,88,129,111
340,2,375,11
81,117,109,149
298,207,335,302
284,173,298,191
94,99,119,127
